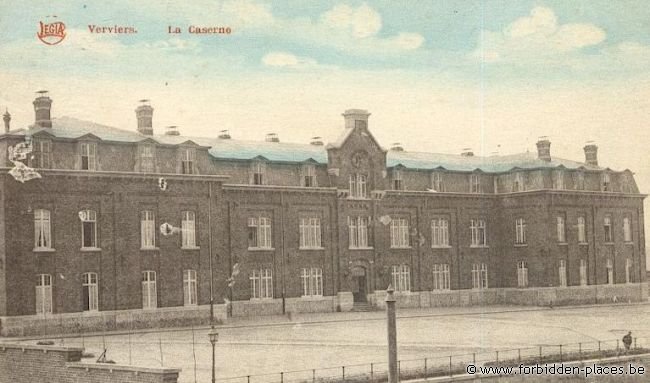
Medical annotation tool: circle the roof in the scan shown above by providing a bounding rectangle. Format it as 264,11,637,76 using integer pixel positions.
3,116,606,172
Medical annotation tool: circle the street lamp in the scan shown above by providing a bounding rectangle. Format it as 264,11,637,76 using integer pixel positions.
209,326,219,383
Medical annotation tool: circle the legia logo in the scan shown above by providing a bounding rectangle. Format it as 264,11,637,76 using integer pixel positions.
37,17,66,45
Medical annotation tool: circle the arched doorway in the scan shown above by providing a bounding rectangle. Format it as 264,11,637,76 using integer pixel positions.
351,266,367,303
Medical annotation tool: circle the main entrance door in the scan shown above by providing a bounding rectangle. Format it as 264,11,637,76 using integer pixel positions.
351,267,367,303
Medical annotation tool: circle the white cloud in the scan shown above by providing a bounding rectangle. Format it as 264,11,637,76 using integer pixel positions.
320,3,382,39
475,6,606,63
262,52,318,69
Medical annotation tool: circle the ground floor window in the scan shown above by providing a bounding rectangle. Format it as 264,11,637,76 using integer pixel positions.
625,259,632,284
558,260,567,287
184,269,198,306
579,260,588,286
82,272,98,311
471,263,488,289
250,268,273,299
517,261,528,288
391,264,411,292
301,267,323,297
35,274,52,315
432,264,450,290
142,271,157,309
606,259,614,285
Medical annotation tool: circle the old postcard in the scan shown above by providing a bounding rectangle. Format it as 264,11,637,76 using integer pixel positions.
0,1,648,382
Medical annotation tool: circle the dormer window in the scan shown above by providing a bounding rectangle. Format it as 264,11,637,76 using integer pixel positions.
181,148,195,174
392,169,403,190
31,139,51,169
251,161,266,185
513,172,525,192
430,172,444,192
301,164,316,187
80,142,96,171
470,174,481,193
575,171,585,190
139,144,155,173
553,170,564,190
349,174,367,198
601,172,611,192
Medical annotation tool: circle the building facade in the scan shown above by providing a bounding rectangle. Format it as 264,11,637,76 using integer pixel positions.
0,94,646,330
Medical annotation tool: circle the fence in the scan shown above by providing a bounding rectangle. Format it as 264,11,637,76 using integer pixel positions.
214,337,649,383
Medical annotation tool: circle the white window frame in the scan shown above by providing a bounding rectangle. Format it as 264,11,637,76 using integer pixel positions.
32,139,52,169
553,170,565,190
80,142,96,171
470,174,481,193
181,148,195,175
82,272,98,312
604,216,613,243
348,216,370,249
432,264,450,290
625,259,632,284
471,263,488,289
142,271,157,309
513,172,525,192
251,161,266,185
349,174,368,199
470,219,487,247
80,209,98,249
577,216,587,243
393,169,403,190
623,217,632,242
601,172,611,192
430,172,443,192
299,217,322,249
579,259,588,286
183,269,198,306
606,259,614,285
575,171,585,190
515,218,527,245
556,215,566,243
301,164,316,187
248,217,272,249
182,211,197,248
301,267,323,297
140,144,155,173
391,264,411,292
34,209,52,250
250,268,273,299
390,218,410,248
35,274,52,315
517,261,528,288
140,210,156,249
431,218,450,247
559,260,567,287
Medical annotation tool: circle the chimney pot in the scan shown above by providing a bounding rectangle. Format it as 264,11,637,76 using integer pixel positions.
536,136,551,162
390,142,404,152
265,133,279,143
164,126,180,136
584,142,598,166
33,90,52,128
3,109,10,133
310,136,324,146
461,148,474,157
135,99,154,135
218,130,231,139
342,109,370,130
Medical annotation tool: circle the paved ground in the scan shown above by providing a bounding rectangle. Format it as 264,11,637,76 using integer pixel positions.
22,304,650,383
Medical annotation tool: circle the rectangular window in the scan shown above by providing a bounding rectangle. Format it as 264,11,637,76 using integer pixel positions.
140,211,156,249
470,219,487,247
470,174,481,193
579,260,588,286
301,164,316,187
604,216,613,243
349,174,368,198
517,261,528,288
82,272,98,311
432,264,450,290
299,217,322,249
601,172,611,192
431,218,450,247
35,274,52,315
140,145,155,173
80,143,96,171
390,218,410,248
577,216,587,243
553,170,565,190
393,169,403,190
391,264,411,292
513,173,525,192
515,218,527,245
80,210,97,249
556,215,566,243
575,171,585,190
606,259,614,285
471,263,488,289
183,270,198,306
34,209,52,249
251,161,266,185
301,268,323,297
623,217,632,242
625,259,632,284
430,172,444,192
248,217,272,249
142,271,157,309
348,216,370,248
182,211,197,248
181,148,195,174
559,260,567,287
250,268,273,299
32,140,51,169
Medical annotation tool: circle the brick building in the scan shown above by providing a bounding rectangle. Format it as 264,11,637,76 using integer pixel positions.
0,93,646,332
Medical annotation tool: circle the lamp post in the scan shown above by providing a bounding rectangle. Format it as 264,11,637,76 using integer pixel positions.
386,285,398,383
209,326,219,383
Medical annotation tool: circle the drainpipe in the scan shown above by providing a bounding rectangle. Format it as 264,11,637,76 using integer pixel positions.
209,182,214,326
280,191,286,314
